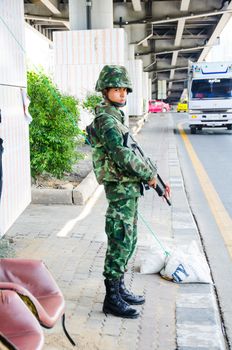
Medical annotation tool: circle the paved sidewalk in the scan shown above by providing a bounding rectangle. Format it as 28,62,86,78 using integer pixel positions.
4,113,226,350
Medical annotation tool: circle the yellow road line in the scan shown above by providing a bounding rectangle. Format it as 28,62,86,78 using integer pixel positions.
178,123,232,257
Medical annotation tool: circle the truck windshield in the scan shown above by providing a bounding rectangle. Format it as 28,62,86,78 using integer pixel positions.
191,78,232,99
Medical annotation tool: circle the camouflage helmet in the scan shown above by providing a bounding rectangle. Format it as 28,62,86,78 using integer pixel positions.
95,65,133,93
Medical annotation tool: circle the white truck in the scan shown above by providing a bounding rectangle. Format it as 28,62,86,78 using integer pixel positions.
188,61,232,134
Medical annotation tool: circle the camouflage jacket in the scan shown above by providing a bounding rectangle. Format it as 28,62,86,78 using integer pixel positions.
89,103,156,200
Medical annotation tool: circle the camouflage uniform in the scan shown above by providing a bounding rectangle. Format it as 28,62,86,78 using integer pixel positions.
89,65,156,280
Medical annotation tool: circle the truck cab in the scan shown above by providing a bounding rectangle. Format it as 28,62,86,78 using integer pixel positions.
188,62,232,134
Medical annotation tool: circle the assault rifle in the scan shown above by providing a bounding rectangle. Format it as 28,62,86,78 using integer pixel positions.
124,132,171,206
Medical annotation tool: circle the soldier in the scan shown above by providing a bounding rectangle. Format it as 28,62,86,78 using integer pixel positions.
88,65,158,319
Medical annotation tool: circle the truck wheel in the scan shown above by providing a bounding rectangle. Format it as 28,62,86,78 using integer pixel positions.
227,125,232,130
197,126,202,131
190,127,196,134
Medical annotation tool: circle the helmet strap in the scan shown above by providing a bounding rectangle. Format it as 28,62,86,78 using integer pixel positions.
110,101,127,107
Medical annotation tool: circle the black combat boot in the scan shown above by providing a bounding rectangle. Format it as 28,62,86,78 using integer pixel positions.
119,275,145,305
103,279,139,319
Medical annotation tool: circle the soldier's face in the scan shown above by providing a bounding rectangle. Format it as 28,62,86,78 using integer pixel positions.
107,87,128,104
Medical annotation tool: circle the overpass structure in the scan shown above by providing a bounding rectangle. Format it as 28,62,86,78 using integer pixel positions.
24,0,232,102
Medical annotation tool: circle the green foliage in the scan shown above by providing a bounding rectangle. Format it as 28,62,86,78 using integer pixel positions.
27,71,82,179
82,92,103,112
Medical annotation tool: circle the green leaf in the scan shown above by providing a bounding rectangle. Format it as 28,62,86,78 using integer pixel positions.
27,71,83,179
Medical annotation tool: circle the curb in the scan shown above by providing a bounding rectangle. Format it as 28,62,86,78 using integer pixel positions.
73,170,98,205
31,187,73,205
31,170,98,205
167,117,226,349
176,284,226,350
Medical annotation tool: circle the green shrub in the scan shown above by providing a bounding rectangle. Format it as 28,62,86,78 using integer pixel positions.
82,92,103,112
27,71,83,179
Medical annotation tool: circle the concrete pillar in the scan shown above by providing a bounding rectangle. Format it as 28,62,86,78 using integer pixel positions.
69,0,87,30
69,0,113,30
91,0,113,29
128,44,135,60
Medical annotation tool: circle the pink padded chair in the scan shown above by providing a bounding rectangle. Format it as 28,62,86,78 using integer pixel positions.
0,289,44,350
0,258,75,346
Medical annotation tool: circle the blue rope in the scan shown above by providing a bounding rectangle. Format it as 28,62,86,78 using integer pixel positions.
138,211,170,257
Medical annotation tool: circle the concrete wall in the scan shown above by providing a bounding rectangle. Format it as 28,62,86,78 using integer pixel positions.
206,18,232,62
54,29,126,99
0,0,31,236
127,59,144,116
54,28,146,118
142,72,149,113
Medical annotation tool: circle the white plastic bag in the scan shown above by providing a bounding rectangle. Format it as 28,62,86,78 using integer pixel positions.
140,246,167,274
160,240,212,283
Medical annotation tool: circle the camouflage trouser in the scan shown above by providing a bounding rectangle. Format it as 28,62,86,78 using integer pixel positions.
103,197,139,280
